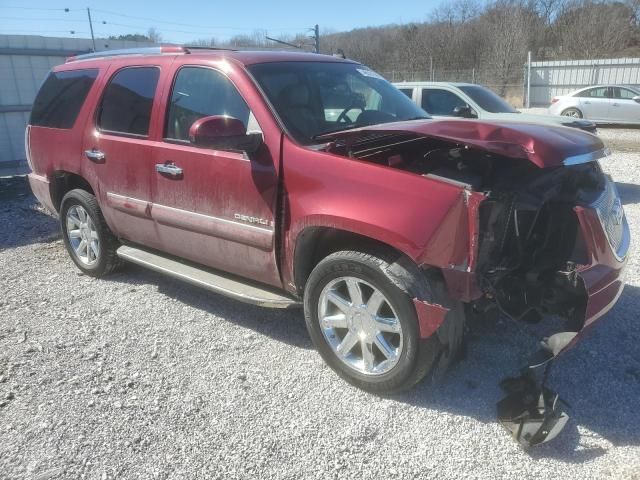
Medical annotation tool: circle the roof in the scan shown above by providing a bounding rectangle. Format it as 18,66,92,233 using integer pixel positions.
65,46,356,66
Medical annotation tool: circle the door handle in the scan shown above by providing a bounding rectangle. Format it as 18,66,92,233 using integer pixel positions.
612,103,619,107
84,149,105,163
584,101,591,104
155,162,183,177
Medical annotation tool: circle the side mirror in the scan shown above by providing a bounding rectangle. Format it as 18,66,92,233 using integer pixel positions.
189,115,263,154
453,105,476,118
633,95,640,104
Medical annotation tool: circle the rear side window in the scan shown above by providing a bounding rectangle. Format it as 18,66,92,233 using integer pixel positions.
98,67,160,136
398,88,413,99
30,69,98,129
577,87,609,99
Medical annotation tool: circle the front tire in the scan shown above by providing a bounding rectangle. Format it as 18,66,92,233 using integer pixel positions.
60,189,122,277
303,250,464,394
561,107,583,118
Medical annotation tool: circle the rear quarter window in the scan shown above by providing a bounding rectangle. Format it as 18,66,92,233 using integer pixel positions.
30,69,99,129
97,66,160,136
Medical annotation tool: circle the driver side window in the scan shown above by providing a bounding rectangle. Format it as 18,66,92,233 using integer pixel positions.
165,67,251,141
421,89,466,116
616,88,637,100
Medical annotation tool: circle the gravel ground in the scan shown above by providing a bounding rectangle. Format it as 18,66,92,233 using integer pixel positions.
1,130,640,480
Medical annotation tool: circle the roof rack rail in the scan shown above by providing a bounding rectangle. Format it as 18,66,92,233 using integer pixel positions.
182,45,237,53
65,45,186,63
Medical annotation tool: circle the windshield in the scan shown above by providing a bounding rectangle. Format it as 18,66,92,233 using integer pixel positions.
458,85,518,113
247,61,429,143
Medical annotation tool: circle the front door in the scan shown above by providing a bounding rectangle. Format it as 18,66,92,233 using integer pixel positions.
150,64,281,287
610,87,640,123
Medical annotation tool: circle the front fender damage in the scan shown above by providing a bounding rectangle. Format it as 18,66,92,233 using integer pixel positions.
412,298,448,339
319,120,618,448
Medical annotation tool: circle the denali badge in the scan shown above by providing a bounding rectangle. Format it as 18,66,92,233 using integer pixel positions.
234,213,273,227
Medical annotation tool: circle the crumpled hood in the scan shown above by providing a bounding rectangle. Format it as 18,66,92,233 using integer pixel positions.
321,119,608,168
482,112,595,130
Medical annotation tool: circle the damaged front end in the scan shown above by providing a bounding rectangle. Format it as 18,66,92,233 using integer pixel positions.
320,120,630,446
475,160,629,446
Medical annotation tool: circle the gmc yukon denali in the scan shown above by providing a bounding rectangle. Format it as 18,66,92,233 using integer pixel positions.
26,47,629,445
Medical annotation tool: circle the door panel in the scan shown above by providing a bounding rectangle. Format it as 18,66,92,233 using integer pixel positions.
82,65,162,247
576,87,611,120
611,88,640,123
150,65,281,287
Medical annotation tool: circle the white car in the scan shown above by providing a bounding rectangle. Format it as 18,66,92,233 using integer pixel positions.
394,81,597,133
548,85,640,124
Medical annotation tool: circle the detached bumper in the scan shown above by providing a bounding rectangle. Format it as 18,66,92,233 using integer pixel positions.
28,173,56,214
575,204,629,327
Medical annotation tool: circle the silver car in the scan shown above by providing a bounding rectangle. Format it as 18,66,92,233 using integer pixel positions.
548,85,640,124
395,81,597,133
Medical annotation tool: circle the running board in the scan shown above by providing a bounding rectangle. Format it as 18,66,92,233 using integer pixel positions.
116,245,301,309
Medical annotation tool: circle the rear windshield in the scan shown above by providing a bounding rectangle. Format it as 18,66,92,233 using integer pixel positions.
457,85,518,113
30,69,99,129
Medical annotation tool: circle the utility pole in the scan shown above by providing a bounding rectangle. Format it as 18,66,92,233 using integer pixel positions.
526,50,532,108
87,7,96,52
313,24,320,53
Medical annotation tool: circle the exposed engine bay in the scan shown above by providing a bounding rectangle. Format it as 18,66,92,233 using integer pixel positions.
325,131,606,331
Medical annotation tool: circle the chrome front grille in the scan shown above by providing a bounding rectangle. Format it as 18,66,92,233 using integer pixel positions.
592,179,629,260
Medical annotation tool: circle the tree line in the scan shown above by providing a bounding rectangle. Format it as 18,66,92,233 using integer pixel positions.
111,0,640,92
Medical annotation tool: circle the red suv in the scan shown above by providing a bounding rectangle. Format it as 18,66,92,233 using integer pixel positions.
26,47,629,395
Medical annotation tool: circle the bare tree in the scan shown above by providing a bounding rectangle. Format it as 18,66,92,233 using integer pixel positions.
147,27,162,44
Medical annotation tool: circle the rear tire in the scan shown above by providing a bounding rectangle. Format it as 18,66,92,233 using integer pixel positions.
561,107,583,118
60,189,123,277
303,250,465,394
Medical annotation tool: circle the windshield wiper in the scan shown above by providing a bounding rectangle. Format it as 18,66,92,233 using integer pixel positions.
312,124,365,140
313,116,431,140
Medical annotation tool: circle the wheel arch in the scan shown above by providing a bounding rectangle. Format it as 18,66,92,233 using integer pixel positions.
292,225,422,297
50,170,96,212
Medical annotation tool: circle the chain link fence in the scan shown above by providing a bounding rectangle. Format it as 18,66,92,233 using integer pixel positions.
379,67,526,106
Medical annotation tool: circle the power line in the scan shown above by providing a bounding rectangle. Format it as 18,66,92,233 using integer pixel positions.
0,28,90,34
2,16,91,23
92,8,305,32
0,6,79,11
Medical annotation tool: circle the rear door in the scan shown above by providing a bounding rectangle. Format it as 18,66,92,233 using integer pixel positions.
575,87,612,121
610,87,640,123
149,63,282,287
82,62,165,248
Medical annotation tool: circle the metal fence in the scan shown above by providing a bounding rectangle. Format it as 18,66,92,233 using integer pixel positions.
0,34,155,175
380,68,525,106
525,57,640,107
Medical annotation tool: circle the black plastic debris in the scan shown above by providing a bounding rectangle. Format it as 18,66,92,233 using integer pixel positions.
497,331,576,447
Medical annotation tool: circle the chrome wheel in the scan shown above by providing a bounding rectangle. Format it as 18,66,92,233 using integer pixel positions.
318,276,403,376
563,109,580,118
66,205,100,266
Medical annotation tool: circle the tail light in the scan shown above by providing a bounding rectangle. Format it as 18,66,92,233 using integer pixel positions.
551,97,559,104
25,125,34,172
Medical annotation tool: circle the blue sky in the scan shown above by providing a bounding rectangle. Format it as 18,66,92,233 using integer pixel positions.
0,0,440,44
